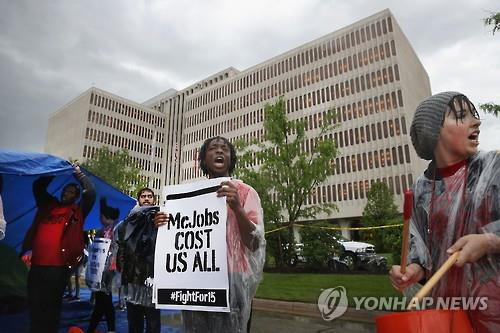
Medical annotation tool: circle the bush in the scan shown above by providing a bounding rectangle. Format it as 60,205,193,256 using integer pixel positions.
381,218,403,265
299,223,342,270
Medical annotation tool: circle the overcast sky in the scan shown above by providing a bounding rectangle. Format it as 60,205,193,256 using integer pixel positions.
1,0,499,153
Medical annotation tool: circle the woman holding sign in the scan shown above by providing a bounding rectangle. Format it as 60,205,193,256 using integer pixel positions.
154,136,266,333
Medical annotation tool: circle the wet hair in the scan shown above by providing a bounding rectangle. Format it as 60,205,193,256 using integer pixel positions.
99,198,120,220
63,183,80,199
446,94,480,124
199,136,237,177
137,187,155,200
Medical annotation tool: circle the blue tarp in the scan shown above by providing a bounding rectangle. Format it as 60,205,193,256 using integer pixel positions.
0,150,136,252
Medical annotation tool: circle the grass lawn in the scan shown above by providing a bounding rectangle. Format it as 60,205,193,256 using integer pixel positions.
255,272,400,307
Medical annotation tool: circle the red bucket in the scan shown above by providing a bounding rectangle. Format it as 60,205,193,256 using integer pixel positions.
376,309,473,333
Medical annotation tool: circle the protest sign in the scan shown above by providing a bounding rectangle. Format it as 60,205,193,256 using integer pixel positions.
154,178,230,312
85,237,111,291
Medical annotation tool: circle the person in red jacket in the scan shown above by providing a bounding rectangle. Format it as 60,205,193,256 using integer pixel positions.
22,165,95,333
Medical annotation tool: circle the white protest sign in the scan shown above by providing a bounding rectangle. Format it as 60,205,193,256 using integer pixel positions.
85,237,111,291
154,178,230,312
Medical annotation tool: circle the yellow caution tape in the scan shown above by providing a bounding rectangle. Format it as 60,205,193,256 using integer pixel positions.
265,223,403,235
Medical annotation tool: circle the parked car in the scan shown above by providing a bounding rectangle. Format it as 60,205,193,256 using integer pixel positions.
328,237,387,273
284,238,387,273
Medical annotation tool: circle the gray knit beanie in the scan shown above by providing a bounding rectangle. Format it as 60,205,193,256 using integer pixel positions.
410,91,464,160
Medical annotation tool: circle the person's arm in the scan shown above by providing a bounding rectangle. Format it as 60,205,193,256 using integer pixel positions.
75,166,96,219
33,176,54,207
22,176,54,252
217,181,259,251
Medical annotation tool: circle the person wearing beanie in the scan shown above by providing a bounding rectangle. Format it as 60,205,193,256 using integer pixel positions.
390,92,500,332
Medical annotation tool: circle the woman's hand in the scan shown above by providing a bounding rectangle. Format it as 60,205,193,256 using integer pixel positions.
389,263,424,292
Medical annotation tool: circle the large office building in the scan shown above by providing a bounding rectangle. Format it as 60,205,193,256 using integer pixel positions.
46,87,169,195
46,9,430,231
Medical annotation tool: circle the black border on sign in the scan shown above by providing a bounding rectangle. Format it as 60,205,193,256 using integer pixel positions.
166,185,221,200
157,288,228,307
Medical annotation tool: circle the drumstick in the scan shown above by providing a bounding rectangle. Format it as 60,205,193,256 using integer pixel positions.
400,190,412,274
407,251,460,309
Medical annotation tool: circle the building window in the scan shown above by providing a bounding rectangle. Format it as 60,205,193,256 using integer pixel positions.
398,146,404,164
404,145,411,163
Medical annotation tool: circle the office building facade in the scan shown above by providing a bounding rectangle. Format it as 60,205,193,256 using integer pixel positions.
47,9,430,228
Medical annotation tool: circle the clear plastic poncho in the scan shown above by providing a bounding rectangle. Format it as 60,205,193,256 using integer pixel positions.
182,179,266,333
408,151,500,332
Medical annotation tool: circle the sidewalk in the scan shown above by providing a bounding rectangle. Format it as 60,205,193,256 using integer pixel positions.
253,298,391,323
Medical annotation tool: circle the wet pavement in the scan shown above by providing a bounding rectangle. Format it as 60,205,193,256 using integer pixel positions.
252,310,375,333
0,290,381,332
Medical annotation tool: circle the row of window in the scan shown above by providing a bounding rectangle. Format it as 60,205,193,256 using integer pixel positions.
333,145,411,176
334,116,407,148
186,39,398,117
185,16,394,100
182,101,407,168
84,128,164,158
185,61,401,137
89,92,165,128
285,81,403,118
181,121,411,183
184,86,404,148
87,110,165,143
297,173,414,206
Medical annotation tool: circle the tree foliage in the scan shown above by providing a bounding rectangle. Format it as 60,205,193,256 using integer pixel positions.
484,11,500,35
479,12,500,118
82,146,148,195
234,97,338,267
362,181,399,252
299,223,342,270
479,102,500,117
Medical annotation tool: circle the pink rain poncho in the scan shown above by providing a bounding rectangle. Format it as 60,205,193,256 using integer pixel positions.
182,179,266,333
408,151,500,333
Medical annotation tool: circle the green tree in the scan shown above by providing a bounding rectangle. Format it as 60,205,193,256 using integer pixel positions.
82,146,148,195
480,11,500,117
234,98,338,267
479,102,500,117
362,182,399,252
484,11,500,35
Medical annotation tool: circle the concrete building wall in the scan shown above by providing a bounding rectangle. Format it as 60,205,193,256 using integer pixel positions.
46,87,167,196
46,91,90,160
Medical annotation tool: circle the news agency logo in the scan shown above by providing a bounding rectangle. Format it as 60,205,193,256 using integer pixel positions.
317,286,348,321
317,285,489,321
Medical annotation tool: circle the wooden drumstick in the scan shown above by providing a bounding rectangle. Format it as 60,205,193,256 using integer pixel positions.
400,190,412,274
407,251,460,310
